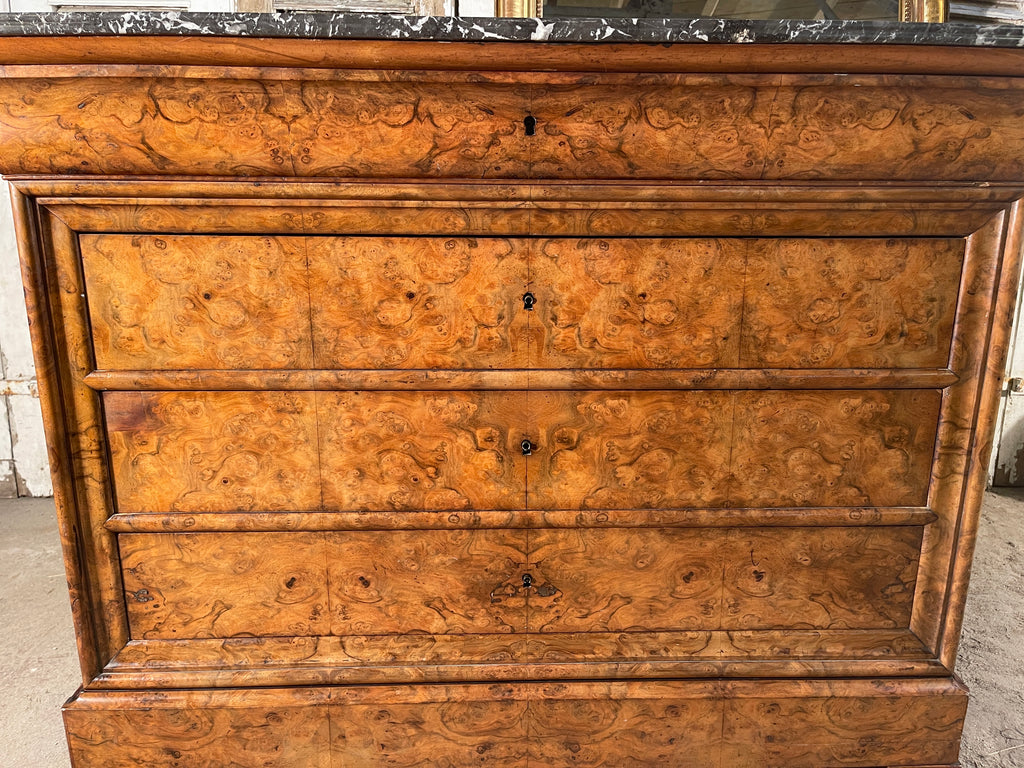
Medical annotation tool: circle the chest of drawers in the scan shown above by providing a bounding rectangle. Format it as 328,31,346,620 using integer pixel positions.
4,18,1024,766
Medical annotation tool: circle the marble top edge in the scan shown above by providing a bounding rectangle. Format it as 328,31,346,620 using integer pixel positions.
0,11,1021,47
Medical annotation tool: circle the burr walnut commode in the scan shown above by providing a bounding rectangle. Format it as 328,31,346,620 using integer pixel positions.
3,17,1024,766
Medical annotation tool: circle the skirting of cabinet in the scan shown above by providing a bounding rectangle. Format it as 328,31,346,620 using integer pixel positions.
93,631,945,689
63,678,967,768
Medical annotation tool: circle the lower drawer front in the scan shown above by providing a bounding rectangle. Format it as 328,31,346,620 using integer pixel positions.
64,679,966,767
119,527,921,639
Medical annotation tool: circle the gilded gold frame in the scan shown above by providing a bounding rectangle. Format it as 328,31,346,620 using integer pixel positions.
496,0,947,22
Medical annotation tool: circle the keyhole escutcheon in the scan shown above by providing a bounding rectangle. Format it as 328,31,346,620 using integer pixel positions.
521,439,536,456
524,115,537,136
523,292,536,311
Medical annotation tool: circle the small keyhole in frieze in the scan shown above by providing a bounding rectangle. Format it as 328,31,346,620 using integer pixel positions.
521,439,535,456
523,292,536,311
522,573,534,589
523,115,537,136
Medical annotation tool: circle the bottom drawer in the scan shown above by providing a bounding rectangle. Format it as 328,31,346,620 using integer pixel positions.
63,678,966,767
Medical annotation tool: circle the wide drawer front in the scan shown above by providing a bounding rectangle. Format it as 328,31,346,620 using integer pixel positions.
104,389,940,513
63,679,967,768
6,73,1024,181
119,527,920,640
81,234,963,371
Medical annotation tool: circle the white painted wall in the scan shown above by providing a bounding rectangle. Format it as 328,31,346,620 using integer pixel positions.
0,190,52,498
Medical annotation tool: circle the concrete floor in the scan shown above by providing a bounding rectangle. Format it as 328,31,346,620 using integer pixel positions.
1,493,1022,768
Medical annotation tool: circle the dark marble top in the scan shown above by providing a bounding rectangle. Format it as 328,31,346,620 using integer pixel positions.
0,11,1021,47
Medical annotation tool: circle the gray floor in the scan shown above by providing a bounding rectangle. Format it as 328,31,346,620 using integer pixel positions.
1,493,1022,768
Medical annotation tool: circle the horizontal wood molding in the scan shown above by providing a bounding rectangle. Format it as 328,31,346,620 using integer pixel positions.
103,506,939,532
0,36,1014,76
94,630,940,689
23,179,1024,202
84,368,960,391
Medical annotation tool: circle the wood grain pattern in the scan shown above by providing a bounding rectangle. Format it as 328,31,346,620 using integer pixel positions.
96,629,935,688
62,680,967,767
83,232,962,372
11,189,113,683
291,80,530,178
105,390,320,513
911,203,1024,665
938,200,1024,668
530,238,744,368
3,75,1024,180
106,389,939,514
318,391,527,512
64,689,332,768
529,527,920,632
0,76,294,176
529,390,733,509
529,390,940,510
531,80,1024,182
82,234,312,370
85,367,960,393
103,506,938,533
742,238,963,368
120,532,330,640
333,699,529,767
44,183,1014,241
730,390,941,508
117,526,918,642
528,695,722,768
531,82,773,181
308,236,528,369
0,76,530,178
3,36,1024,77
39,210,130,674
328,530,527,635
722,682,966,767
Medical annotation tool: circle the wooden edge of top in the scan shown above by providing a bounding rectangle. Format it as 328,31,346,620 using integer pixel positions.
0,36,1022,77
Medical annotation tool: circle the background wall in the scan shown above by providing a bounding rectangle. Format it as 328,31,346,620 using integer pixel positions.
0,190,50,498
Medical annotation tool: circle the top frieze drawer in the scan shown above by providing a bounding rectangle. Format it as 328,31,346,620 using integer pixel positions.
1,75,1024,180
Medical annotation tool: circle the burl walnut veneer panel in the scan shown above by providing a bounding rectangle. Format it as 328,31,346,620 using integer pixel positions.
62,679,967,768
105,390,321,513
4,74,1024,181
120,526,919,641
105,389,939,513
81,234,313,370
83,233,962,371
529,389,940,510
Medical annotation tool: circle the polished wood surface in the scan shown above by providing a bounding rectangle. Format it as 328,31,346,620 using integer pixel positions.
82,233,961,371
118,525,920,642
63,679,967,767
105,390,320,513
7,35,1024,767
4,73,1024,181
95,629,941,689
81,234,312,370
104,389,939,512
529,389,940,509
